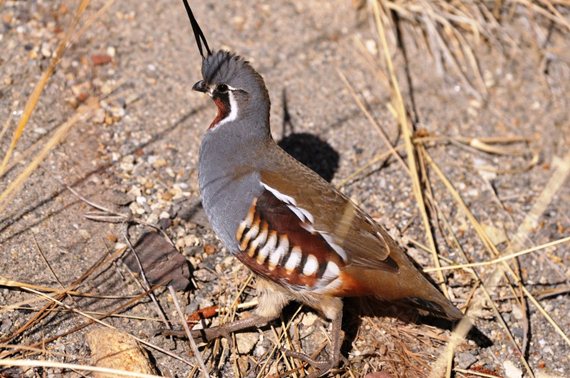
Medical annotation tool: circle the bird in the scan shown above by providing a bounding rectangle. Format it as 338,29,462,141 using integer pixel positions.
181,1,464,376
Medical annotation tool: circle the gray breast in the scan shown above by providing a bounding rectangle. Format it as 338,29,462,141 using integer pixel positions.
198,130,263,253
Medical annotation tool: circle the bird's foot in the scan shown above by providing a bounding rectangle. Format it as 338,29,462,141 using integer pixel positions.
158,325,234,347
281,347,341,377
160,314,276,350
191,325,234,347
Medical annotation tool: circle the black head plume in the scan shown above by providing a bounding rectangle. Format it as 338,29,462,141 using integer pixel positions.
182,0,212,60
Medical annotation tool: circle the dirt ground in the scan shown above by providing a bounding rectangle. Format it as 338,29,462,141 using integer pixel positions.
0,1,569,377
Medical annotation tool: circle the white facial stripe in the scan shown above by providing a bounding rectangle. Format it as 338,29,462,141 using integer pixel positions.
303,255,319,276
284,247,302,272
216,91,238,127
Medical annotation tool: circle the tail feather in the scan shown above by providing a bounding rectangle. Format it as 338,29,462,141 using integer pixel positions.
404,296,463,320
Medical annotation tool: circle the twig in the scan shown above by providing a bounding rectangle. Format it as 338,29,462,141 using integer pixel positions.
22,287,195,367
0,359,162,378
168,285,209,378
454,367,500,378
424,235,570,272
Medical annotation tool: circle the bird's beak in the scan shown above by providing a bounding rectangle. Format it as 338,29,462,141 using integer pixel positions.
192,80,209,93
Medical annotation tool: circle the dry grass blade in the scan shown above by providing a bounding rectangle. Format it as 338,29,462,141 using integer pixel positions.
338,145,405,188
412,149,533,375
424,148,570,372
454,367,501,378
424,235,570,272
0,276,85,296
375,0,570,100
256,305,304,378
21,287,195,366
168,286,209,378
1,305,160,322
0,344,79,360
514,0,570,30
0,107,93,213
336,68,407,171
0,359,163,378
0,243,121,345
0,0,91,176
372,1,448,296
428,318,473,378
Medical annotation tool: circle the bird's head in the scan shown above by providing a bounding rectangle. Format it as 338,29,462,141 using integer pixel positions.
183,1,270,130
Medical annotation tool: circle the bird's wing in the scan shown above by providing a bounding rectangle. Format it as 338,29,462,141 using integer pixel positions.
259,165,400,274
258,165,463,319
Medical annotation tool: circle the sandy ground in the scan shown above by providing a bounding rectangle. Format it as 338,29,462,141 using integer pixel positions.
0,1,569,377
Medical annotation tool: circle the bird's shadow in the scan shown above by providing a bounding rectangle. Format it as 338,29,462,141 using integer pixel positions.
277,89,340,183
339,297,493,360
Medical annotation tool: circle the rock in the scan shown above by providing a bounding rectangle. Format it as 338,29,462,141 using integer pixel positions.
503,360,522,378
86,328,156,377
91,53,112,66
235,332,259,354
456,351,477,369
236,356,250,372
364,373,393,378
123,232,192,290
511,304,523,320
301,312,319,327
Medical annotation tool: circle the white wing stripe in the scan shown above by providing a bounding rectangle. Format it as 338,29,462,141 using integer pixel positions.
321,233,348,262
287,205,307,222
262,183,297,205
298,207,314,223
261,181,348,262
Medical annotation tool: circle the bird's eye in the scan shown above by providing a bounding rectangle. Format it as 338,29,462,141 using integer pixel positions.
217,84,229,93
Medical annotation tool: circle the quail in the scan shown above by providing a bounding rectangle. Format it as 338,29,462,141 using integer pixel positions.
181,1,463,375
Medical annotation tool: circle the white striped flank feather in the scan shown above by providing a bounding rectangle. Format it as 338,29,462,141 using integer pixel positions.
236,193,343,293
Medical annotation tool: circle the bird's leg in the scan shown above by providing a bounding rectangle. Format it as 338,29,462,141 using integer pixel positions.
283,307,344,377
192,277,292,347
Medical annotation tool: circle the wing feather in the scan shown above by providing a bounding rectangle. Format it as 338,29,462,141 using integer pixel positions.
260,166,399,273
